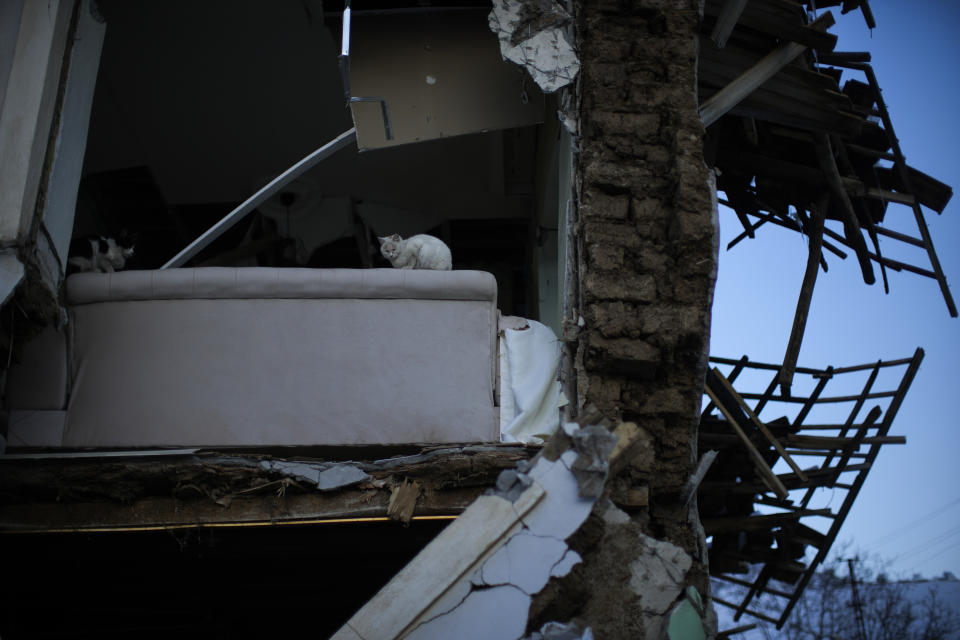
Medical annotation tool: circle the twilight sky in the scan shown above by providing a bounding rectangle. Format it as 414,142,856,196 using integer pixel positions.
709,2,960,580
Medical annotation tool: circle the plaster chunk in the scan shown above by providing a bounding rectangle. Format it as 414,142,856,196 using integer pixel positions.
600,499,631,525
477,532,570,594
488,0,580,93
406,585,530,640
523,621,595,640
256,460,370,491
629,533,693,617
316,464,370,491
524,449,596,540
570,425,618,497
550,548,582,578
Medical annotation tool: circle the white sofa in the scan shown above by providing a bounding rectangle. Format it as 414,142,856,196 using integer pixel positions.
5,268,500,448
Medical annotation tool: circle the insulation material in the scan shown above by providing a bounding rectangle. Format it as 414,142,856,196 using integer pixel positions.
499,317,565,444
488,0,580,93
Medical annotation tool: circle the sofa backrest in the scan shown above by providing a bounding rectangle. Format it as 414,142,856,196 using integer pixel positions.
58,268,499,448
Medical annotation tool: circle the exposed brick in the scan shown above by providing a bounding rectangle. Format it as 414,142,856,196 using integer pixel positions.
583,271,656,303
582,192,631,220
638,388,690,416
586,243,625,270
585,335,660,379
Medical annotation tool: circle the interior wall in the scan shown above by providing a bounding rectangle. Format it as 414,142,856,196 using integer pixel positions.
76,1,559,318
0,0,25,115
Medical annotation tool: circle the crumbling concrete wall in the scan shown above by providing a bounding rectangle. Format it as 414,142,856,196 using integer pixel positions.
539,0,718,636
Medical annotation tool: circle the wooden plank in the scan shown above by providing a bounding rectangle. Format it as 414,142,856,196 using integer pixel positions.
715,573,793,599
712,597,782,625
711,368,808,482
710,0,750,49
707,0,837,51
703,384,790,499
332,483,545,640
0,487,482,533
777,349,924,628
698,34,839,91
699,79,849,131
783,434,904,449
387,478,422,524
718,624,759,638
699,14,830,126
703,509,833,533
709,354,914,376
872,224,924,248
697,60,853,120
858,64,956,316
778,193,827,395
814,133,875,284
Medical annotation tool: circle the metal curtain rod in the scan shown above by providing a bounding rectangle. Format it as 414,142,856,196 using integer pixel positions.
161,128,357,269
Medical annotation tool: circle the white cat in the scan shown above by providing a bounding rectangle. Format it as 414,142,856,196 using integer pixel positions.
378,234,452,270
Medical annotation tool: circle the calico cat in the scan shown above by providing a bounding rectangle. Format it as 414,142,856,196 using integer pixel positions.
378,234,452,270
67,235,135,274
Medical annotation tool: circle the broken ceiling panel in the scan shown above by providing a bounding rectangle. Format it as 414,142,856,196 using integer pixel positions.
488,0,580,93
347,9,544,150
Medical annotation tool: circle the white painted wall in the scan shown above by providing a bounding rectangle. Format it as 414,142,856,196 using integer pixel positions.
0,0,25,115
0,0,73,243
42,0,106,266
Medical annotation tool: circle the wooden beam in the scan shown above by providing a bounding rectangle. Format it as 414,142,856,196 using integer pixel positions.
0,487,482,533
699,12,834,127
778,193,827,395
710,368,808,482
703,384,790,500
782,434,904,449
710,0,749,49
813,133,875,284
703,509,833,534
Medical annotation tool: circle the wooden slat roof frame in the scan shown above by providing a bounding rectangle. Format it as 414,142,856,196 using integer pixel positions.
699,349,923,628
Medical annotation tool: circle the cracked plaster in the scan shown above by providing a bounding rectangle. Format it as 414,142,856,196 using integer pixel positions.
407,436,599,639
406,585,531,640
629,533,695,639
474,532,581,595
